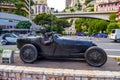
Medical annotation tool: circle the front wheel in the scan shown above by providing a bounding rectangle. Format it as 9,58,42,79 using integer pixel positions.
20,44,38,63
85,47,107,67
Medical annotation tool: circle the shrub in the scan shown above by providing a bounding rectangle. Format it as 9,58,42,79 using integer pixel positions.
106,23,119,34
0,48,3,56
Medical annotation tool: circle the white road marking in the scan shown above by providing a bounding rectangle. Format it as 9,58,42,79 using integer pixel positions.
108,55,120,58
104,49,120,52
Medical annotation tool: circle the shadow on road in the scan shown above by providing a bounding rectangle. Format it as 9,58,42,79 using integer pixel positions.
0,53,119,71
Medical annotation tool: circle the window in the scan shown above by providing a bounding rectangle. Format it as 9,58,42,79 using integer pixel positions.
111,30,115,33
42,5,45,12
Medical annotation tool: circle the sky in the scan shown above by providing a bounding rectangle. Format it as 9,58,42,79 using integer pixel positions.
47,0,65,11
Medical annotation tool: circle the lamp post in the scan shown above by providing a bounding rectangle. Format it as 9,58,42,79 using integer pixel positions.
50,8,54,31
29,0,31,20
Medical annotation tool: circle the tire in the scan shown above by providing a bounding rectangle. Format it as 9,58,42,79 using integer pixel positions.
85,46,107,67
1,40,7,45
20,44,38,63
114,40,117,42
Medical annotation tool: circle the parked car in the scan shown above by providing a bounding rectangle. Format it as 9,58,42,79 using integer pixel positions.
93,33,107,38
17,33,107,67
0,33,18,45
109,29,120,42
76,32,83,36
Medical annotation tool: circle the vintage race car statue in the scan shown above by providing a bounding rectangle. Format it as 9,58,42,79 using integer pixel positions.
17,33,107,67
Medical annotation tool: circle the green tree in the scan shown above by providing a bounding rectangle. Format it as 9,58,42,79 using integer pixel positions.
106,23,119,34
33,13,57,26
109,13,117,22
13,1,27,16
75,18,88,32
89,7,94,12
77,3,82,10
70,8,75,12
56,19,71,28
87,19,108,35
16,21,32,29
33,13,71,34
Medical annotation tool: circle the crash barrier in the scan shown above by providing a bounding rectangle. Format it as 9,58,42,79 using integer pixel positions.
0,65,120,80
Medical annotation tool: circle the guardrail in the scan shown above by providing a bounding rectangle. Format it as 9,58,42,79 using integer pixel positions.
0,65,120,80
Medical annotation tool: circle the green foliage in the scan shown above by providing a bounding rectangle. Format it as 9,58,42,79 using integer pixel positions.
109,13,117,22
70,19,74,24
33,13,57,26
75,18,88,32
45,26,64,34
0,0,33,17
30,0,34,6
70,8,75,12
75,18,109,35
14,10,27,17
0,48,3,54
88,19,109,34
89,7,94,12
15,1,25,10
0,48,3,56
106,23,119,34
16,21,32,29
85,0,93,5
77,3,82,11
33,13,71,34
65,5,70,9
56,19,71,28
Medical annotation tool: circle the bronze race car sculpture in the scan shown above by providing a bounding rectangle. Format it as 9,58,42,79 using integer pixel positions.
17,33,107,67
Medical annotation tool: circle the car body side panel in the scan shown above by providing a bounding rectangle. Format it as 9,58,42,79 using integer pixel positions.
17,34,96,58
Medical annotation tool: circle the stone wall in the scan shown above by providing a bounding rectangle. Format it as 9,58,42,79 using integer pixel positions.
0,65,120,80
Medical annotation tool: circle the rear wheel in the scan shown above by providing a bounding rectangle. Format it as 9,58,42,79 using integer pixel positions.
1,40,7,45
20,44,38,63
85,47,107,67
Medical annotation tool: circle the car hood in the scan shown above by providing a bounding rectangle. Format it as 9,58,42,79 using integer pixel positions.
60,36,92,42
53,36,96,46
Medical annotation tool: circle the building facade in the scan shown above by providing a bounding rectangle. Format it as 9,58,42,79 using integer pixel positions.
0,0,30,14
32,0,48,15
66,0,73,7
0,12,33,34
95,0,119,12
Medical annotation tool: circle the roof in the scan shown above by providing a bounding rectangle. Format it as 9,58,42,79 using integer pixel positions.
0,20,17,26
0,12,30,21
0,12,38,31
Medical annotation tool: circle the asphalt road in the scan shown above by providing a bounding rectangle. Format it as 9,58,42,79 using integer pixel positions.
0,37,120,56
91,37,120,57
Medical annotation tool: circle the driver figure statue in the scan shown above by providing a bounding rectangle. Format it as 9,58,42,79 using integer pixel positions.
40,27,53,45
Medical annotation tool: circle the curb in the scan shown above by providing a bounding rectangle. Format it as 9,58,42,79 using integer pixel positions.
0,65,120,79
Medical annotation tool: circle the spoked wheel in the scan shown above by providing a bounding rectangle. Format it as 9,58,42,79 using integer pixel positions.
85,47,107,67
20,44,38,63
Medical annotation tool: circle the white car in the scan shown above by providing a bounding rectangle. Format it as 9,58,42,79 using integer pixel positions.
110,29,120,42
0,33,18,45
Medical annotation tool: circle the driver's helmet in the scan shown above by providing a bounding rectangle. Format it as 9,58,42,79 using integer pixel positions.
40,27,46,34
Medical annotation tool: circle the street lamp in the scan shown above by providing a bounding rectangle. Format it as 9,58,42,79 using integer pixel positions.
50,7,54,31
29,0,31,20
